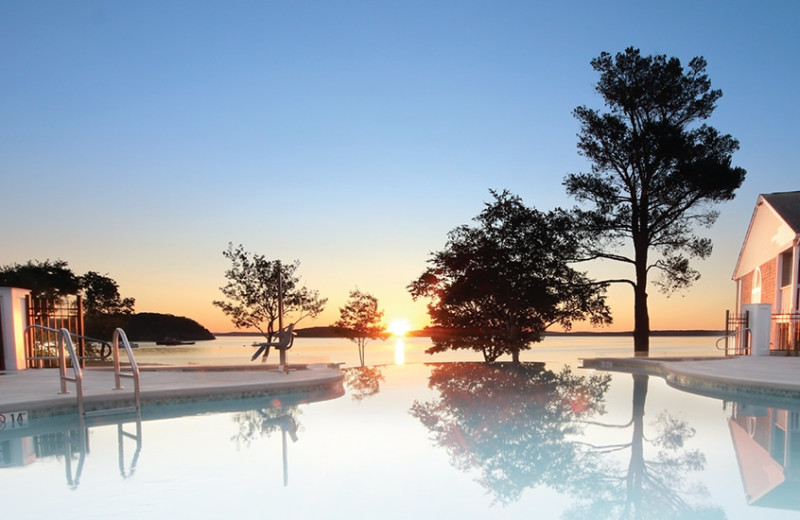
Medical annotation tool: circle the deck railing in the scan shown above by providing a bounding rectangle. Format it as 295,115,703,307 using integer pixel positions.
772,313,800,353
717,310,750,356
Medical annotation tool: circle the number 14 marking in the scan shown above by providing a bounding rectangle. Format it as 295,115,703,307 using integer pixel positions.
0,411,29,430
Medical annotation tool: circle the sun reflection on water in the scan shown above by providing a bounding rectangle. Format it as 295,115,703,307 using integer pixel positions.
394,338,405,365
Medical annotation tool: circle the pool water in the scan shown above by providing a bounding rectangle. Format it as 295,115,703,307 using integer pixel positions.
2,338,799,519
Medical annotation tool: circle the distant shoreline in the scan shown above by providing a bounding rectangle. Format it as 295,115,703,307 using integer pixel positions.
214,327,725,338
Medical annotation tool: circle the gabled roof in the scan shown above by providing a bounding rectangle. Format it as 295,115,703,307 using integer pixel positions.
732,191,800,280
728,418,788,507
762,191,800,232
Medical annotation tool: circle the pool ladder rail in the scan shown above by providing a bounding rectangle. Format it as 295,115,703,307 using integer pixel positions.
63,418,142,489
715,327,751,356
25,325,142,418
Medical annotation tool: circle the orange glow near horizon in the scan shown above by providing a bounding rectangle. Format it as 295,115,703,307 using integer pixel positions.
387,318,411,336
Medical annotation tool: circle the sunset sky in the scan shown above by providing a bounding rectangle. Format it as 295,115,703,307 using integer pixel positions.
2,1,798,334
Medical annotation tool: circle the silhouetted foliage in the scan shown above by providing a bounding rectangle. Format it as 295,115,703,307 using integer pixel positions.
125,312,214,342
80,271,136,339
83,313,129,340
0,259,80,301
81,271,135,316
565,47,746,352
409,190,612,362
0,259,137,337
0,259,215,342
333,289,387,366
213,243,327,342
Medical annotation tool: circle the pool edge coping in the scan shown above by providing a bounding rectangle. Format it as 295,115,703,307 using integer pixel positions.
581,356,800,403
0,364,345,421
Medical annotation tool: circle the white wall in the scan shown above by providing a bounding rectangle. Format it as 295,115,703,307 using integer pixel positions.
743,303,773,356
735,197,796,280
0,287,31,371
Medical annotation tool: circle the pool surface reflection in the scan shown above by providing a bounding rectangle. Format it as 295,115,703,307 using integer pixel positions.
2,361,800,519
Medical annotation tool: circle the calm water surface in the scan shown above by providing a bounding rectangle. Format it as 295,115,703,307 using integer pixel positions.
2,336,798,519
129,334,729,367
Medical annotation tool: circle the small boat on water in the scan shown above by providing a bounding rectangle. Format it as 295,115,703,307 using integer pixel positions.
156,337,196,346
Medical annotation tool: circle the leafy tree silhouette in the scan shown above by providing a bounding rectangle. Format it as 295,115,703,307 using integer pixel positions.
333,289,386,366
565,48,746,353
409,190,611,363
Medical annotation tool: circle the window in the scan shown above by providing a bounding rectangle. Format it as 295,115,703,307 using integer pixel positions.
751,267,762,303
781,249,794,288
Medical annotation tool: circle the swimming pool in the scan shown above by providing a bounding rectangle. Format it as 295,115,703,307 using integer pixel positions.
2,338,798,519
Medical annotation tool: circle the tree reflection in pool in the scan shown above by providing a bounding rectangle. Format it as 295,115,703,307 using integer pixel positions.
3,361,800,519
409,363,723,518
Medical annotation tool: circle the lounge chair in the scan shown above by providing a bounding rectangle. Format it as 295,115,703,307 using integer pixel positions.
251,323,296,361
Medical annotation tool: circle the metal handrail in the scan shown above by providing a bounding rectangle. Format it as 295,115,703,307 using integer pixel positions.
716,327,751,356
65,427,88,489
25,330,114,361
25,325,85,416
73,333,114,360
25,325,141,417
112,327,141,413
118,418,142,478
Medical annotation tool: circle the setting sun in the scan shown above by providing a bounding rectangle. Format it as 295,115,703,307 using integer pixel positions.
387,319,411,336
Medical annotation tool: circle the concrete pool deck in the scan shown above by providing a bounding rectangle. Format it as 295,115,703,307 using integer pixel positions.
4,356,800,418
581,355,800,402
0,364,345,418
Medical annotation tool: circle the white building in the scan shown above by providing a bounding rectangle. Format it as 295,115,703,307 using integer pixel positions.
732,191,800,351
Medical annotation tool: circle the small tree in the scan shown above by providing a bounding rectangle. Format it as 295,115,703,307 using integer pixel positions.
213,243,327,342
409,190,612,363
80,271,135,316
565,48,746,353
333,289,386,366
80,271,136,339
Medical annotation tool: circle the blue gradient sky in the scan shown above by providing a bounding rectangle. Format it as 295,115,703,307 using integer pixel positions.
2,1,798,333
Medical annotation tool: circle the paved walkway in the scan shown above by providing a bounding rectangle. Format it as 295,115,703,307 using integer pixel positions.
0,364,344,417
582,355,800,401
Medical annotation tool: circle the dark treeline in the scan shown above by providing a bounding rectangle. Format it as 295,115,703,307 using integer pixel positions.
123,312,215,342
0,259,214,342
85,311,215,342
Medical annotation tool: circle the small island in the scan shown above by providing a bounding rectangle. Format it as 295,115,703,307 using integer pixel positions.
122,312,215,343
